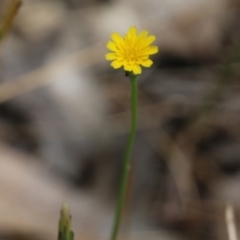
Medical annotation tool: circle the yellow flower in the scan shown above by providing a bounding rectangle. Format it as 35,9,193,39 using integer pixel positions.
105,26,158,75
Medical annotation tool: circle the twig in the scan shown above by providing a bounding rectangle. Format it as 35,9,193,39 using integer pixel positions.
226,204,238,240
0,0,21,42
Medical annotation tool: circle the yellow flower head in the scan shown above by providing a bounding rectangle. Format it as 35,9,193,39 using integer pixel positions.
105,26,158,75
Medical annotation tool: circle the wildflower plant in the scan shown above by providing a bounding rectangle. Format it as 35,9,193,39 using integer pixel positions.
106,27,158,240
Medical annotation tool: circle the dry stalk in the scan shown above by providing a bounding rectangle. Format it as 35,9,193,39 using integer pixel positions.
226,204,238,240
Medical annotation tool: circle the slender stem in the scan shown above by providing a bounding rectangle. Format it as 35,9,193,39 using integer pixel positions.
110,74,138,240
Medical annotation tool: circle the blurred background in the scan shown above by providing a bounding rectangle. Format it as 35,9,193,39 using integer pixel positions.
0,0,240,239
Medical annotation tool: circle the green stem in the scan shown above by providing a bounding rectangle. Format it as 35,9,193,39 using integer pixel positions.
110,74,139,240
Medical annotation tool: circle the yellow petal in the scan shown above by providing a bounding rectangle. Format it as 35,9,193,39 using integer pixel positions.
136,59,143,64
111,60,122,69
141,59,153,67
147,46,158,55
140,55,149,60
127,26,137,37
111,33,124,44
116,56,124,61
107,41,117,51
140,46,158,55
124,64,133,72
133,65,141,75
142,35,156,47
105,53,117,60
138,30,148,41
